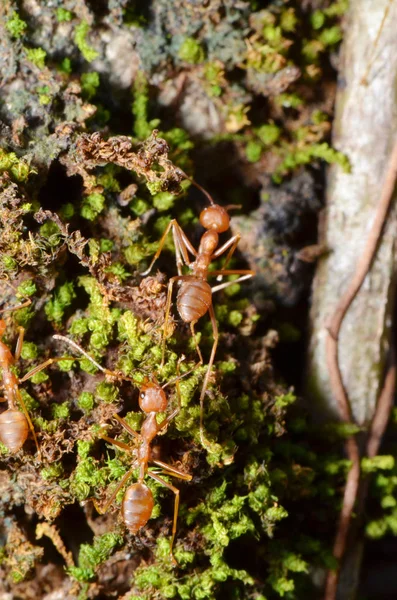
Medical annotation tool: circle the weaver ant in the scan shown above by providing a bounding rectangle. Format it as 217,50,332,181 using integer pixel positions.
0,297,74,459
142,176,254,448
54,335,193,564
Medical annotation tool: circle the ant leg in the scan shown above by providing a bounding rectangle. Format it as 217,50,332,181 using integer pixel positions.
212,235,241,281
18,356,77,383
147,471,180,566
93,468,135,515
190,321,203,366
53,335,134,383
199,304,219,450
151,459,192,481
0,298,32,316
172,223,196,275
15,388,41,461
14,327,25,360
100,434,132,452
212,234,240,262
175,224,197,259
113,413,142,439
159,358,202,430
161,276,187,367
141,219,177,276
210,270,254,294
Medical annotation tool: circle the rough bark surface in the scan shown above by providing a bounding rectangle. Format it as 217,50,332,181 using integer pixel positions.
307,0,397,426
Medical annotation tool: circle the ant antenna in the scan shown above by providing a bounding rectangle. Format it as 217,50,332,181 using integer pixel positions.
53,335,137,383
179,170,215,207
223,204,242,212
53,335,107,373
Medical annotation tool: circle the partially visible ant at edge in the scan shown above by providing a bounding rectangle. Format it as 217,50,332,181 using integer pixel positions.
54,334,194,565
0,293,75,460
142,172,255,450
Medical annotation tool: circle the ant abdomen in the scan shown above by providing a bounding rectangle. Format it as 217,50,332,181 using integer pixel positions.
0,408,29,452
122,483,154,533
177,280,212,323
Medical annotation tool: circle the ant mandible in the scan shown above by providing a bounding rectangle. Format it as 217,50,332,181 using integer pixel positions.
0,297,74,459
53,335,193,565
142,176,254,449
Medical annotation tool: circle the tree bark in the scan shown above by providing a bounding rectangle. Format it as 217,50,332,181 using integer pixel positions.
307,0,397,427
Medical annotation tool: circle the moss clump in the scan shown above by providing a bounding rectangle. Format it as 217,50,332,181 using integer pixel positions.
56,8,73,22
25,48,47,68
80,192,105,220
68,533,123,582
78,391,95,412
45,281,76,324
74,21,99,62
6,12,27,38
80,72,100,100
178,38,205,64
0,149,32,182
132,71,160,140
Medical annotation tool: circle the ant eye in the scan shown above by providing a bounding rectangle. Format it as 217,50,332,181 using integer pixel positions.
140,392,145,399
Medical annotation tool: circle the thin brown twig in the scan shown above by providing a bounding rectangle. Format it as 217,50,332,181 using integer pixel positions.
324,139,397,600
367,347,396,459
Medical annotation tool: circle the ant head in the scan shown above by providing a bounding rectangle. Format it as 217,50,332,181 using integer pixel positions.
0,320,6,337
199,205,230,233
139,382,167,413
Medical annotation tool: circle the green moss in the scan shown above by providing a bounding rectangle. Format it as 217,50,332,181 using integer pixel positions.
132,71,160,139
245,140,262,163
280,8,297,32
81,192,105,220
41,462,64,481
25,48,47,69
362,455,395,473
56,8,73,22
81,72,100,99
20,342,38,360
96,381,119,404
97,169,120,193
20,389,39,411
318,25,343,46
45,281,76,324
178,38,205,64
30,370,49,384
0,149,31,182
51,402,70,419
130,198,150,216
153,192,176,211
74,21,99,62
256,123,281,146
6,12,27,38
105,263,130,282
228,310,243,327
17,280,37,298
78,391,95,412
59,57,72,74
2,256,18,271
99,238,114,252
274,141,350,183
311,10,326,30
69,533,123,582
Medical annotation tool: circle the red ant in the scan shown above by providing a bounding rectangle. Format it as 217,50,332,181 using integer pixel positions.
0,298,74,459
53,335,193,564
142,176,254,448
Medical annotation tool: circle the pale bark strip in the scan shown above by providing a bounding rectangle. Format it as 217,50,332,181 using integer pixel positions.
307,0,397,426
